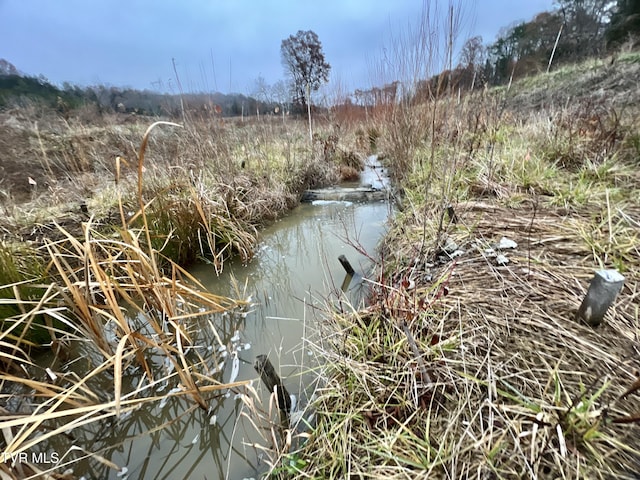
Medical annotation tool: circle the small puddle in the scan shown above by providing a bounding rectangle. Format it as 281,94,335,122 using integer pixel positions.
36,158,391,479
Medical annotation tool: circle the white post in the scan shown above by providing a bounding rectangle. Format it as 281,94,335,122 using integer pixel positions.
547,23,564,74
576,269,625,327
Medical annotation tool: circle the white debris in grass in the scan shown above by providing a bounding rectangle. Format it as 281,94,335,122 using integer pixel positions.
496,254,510,265
497,237,518,249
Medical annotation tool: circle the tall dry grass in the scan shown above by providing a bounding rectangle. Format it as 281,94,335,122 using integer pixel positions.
280,111,640,477
0,122,252,478
1,104,370,477
268,18,640,480
1,110,351,251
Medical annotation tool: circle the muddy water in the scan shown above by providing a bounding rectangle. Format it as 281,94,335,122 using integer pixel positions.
185,199,390,479
39,168,391,479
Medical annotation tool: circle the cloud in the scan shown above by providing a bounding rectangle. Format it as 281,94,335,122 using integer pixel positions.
0,0,556,93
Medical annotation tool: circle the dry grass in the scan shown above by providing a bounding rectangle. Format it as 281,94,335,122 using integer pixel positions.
0,122,252,478
289,200,639,479
275,55,640,479
0,108,368,477
0,112,348,244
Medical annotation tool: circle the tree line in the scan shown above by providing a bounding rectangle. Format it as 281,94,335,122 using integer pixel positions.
0,59,281,118
1,0,638,115
412,0,640,102
0,29,332,119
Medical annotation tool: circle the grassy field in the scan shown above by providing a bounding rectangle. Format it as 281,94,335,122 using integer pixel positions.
1,51,639,479
277,54,640,479
0,104,363,478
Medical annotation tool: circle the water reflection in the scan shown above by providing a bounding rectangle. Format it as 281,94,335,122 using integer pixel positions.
38,200,389,479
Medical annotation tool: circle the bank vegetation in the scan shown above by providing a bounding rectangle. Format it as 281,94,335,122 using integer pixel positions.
0,97,363,477
1,7,640,478
279,51,640,479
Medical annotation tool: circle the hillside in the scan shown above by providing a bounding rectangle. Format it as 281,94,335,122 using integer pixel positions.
503,51,640,113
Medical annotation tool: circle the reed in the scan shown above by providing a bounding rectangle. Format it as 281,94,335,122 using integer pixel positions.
0,122,255,478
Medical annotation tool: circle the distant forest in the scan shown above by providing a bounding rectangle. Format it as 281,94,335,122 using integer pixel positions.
0,63,275,118
363,0,640,105
1,0,638,116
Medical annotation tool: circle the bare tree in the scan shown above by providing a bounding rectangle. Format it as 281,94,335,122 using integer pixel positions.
458,36,486,89
271,80,291,115
252,75,270,116
280,30,331,111
459,36,485,69
281,30,331,140
555,0,614,56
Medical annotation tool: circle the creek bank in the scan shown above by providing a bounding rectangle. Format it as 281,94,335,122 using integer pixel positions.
30,189,392,479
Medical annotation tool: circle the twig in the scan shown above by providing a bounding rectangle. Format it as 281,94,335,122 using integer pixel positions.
400,320,433,386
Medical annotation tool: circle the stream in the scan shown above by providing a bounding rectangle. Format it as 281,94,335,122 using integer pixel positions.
38,157,391,479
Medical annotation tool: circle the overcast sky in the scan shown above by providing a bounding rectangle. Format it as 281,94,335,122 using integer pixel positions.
1,1,556,94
